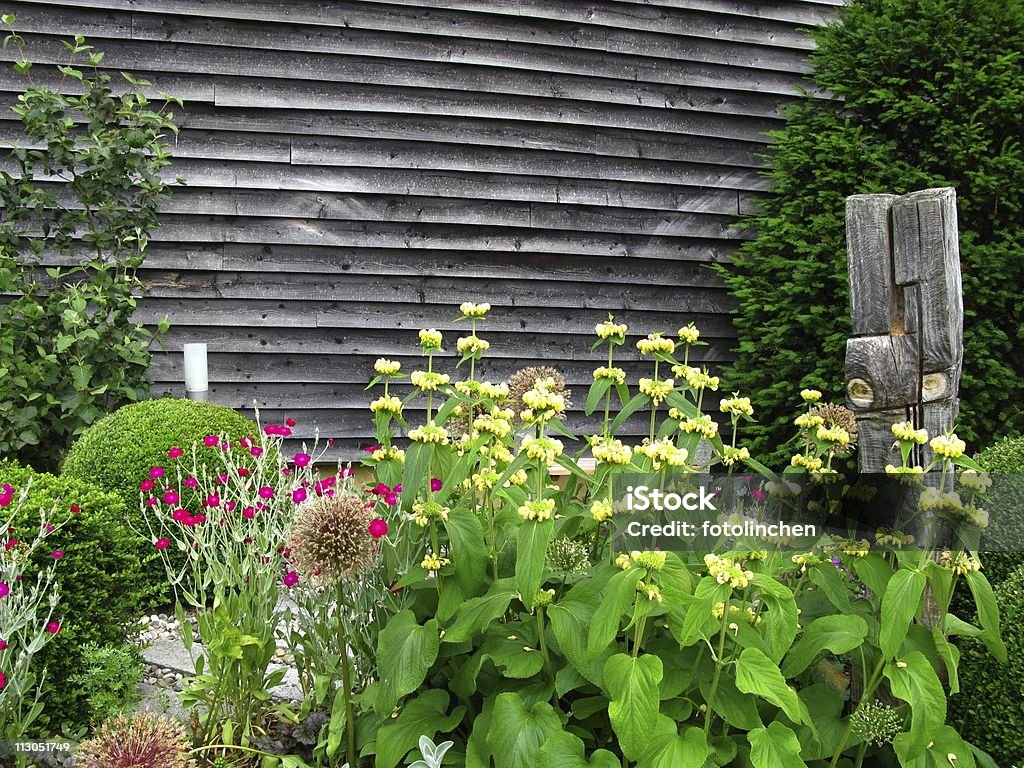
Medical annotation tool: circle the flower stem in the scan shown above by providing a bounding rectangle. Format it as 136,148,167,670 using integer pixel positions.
829,655,886,768
336,582,357,768
703,598,731,737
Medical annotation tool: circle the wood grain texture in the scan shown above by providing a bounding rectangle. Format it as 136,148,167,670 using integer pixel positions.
846,194,898,336
0,0,828,457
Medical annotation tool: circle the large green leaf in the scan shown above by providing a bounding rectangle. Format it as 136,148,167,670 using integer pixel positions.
587,567,645,658
735,648,811,726
443,579,515,644
794,684,847,761
638,719,709,768
748,722,808,768
751,573,799,662
781,614,869,678
538,730,621,768
853,554,894,596
375,610,440,717
670,576,731,650
605,653,663,761
965,569,1007,662
880,568,926,659
893,724,977,768
884,651,946,760
699,671,761,731
374,690,465,768
516,516,554,604
444,508,490,598
486,692,562,768
549,584,606,686
399,442,433,511
585,377,614,416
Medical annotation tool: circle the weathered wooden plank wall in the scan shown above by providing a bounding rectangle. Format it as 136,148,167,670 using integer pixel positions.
0,0,839,460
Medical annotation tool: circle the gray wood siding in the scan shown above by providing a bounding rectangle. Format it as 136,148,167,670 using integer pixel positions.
0,0,838,459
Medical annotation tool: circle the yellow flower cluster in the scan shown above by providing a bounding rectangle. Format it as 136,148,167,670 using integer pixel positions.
719,396,753,418
523,384,566,414
765,480,801,498
505,469,529,487
409,422,450,444
720,446,750,466
639,377,674,405
840,539,870,557
885,464,925,482
891,421,928,444
636,581,663,603
800,389,822,402
480,381,510,399
410,370,451,391
637,333,676,356
471,470,500,492
920,487,962,511
595,319,628,341
672,365,719,391
590,498,614,522
791,454,823,471
593,366,627,384
810,467,840,485
521,435,564,464
677,324,701,344
704,554,753,589
459,301,490,318
615,553,632,570
791,553,822,571
630,550,667,571
959,470,992,492
370,395,403,414
518,498,555,522
372,446,405,462
938,550,981,575
875,529,915,547
967,506,989,528
712,602,761,625
590,435,632,465
815,425,851,446
456,335,490,355
412,500,450,527
480,443,514,463
374,358,401,376
930,433,966,459
794,412,825,430
418,328,443,350
473,409,514,439
635,437,689,468
421,553,451,571
678,413,719,439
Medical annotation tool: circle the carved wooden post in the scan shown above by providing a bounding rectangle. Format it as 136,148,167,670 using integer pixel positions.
844,188,963,474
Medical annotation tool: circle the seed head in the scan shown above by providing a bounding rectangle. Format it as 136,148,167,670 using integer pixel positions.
290,493,375,583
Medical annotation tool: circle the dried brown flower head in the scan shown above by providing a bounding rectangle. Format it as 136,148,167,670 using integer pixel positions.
810,402,858,455
290,493,375,583
506,366,572,422
75,713,192,768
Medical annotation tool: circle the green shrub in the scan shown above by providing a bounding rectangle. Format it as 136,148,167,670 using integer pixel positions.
716,0,1024,465
68,643,144,726
61,398,261,607
951,563,1024,764
0,460,146,734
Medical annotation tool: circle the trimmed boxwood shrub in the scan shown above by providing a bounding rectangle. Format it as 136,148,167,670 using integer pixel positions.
950,563,1024,764
717,0,1024,465
0,459,145,734
61,397,261,606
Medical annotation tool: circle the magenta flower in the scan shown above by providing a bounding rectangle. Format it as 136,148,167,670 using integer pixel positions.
45,621,60,634
44,524,55,533
363,445,381,454
242,506,256,520
327,437,335,447
163,491,180,505
70,504,80,514
4,540,18,551
149,466,165,480
752,489,766,502
292,488,308,504
0,671,5,689
184,476,199,488
430,478,443,492
204,435,219,447
0,639,7,650
394,484,402,493
0,491,11,508
283,571,299,587
293,453,311,467
258,486,275,499
51,551,64,559
239,437,253,448
139,479,155,492
369,519,389,539
168,447,184,459
286,417,297,427
172,508,189,522
384,492,398,506
339,466,353,478
238,467,251,477
371,483,389,495
205,494,221,508
251,446,264,457
0,583,8,598
155,538,170,550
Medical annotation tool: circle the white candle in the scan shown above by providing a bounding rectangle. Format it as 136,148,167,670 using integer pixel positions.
183,343,209,396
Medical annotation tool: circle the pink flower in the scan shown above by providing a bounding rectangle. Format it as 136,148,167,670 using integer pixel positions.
0,671,5,689
168,447,184,459
339,466,353,478
363,445,381,454
384,492,398,506
0,583,8,598
45,621,60,634
238,467,251,477
147,497,159,507
3,540,16,551
70,504,80,514
154,538,170,550
369,519,389,539
51,551,64,559
0,491,12,508
282,467,292,476
205,494,220,508
139,479,155,491
44,524,55,533
292,488,308,504
251,446,264,457
752,489,766,502
327,437,335,447
394,484,402,493
239,437,253,449
258,486,275,499
184,476,199,488
371,483,390,495
430,478,443,492
293,452,311,467
226,501,237,512
286,417,296,427
172,508,189,522
221,441,231,452
283,571,299,587
163,491,180,505
242,506,255,520
0,639,7,650
204,435,219,447
149,466,165,479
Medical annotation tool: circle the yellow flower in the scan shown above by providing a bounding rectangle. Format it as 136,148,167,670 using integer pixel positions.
638,377,674,405
473,412,513,439
459,301,490,318
374,358,401,376
791,454,823,471
615,553,632,570
521,436,563,464
456,335,490,355
421,553,450,571
590,436,633,466
636,333,676,356
891,421,928,444
418,328,443,351
408,422,450,444
959,469,992,492
938,550,981,575
593,366,627,384
930,433,966,460
595,318,628,341
794,412,825,430
704,554,752,589
677,324,701,344
720,396,754,418
479,381,510,400
679,414,719,439
841,539,870,557
721,446,750,466
800,389,822,402
410,370,451,391
630,550,667,571
590,498,614,522
518,498,556,522
371,446,405,463
815,424,851,446
370,395,404,414
412,500,450,527
505,469,528,487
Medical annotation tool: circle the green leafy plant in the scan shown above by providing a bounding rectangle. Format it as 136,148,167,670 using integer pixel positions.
0,16,181,471
0,460,146,735
342,305,1003,768
68,642,144,726
716,0,1024,465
